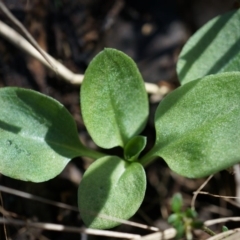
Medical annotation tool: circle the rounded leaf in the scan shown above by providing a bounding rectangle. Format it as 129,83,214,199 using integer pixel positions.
78,156,146,229
152,72,240,178
0,87,85,182
177,9,240,84
81,48,149,148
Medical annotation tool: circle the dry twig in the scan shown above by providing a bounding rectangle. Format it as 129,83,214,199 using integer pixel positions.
0,1,55,70
0,3,168,96
0,185,79,212
0,217,141,239
191,175,213,210
0,184,160,232
205,217,240,226
0,20,84,85
206,228,240,240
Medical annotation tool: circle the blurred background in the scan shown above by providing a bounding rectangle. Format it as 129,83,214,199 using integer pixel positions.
0,0,239,239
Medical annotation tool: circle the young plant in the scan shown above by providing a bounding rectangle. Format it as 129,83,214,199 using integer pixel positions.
168,193,203,240
0,8,240,229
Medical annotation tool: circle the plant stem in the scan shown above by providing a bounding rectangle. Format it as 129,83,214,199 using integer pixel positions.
79,146,106,160
202,226,216,236
139,149,158,166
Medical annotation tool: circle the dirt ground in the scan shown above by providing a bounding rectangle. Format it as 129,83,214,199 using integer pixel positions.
0,0,240,239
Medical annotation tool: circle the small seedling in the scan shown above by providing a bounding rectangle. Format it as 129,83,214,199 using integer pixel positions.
222,226,229,232
0,8,240,229
168,193,203,239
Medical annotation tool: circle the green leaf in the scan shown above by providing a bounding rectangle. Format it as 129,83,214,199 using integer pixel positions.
171,193,183,213
124,135,146,162
175,224,185,239
168,213,181,225
185,209,197,219
78,156,146,229
81,48,149,149
177,9,240,85
151,72,240,178
0,87,86,182
222,226,229,232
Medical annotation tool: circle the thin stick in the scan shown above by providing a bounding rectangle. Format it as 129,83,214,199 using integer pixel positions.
194,191,240,199
191,175,213,210
194,190,240,209
0,20,84,84
205,217,240,226
0,192,8,240
79,209,160,232
0,217,141,239
206,229,240,240
0,19,166,95
140,229,176,240
0,217,177,240
0,185,79,212
0,1,55,71
0,185,159,231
